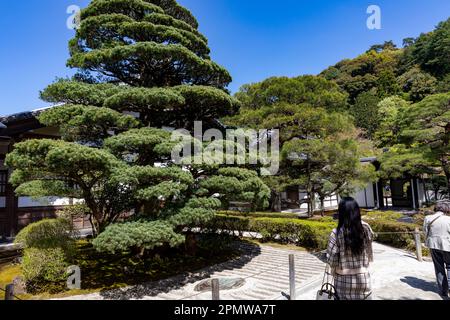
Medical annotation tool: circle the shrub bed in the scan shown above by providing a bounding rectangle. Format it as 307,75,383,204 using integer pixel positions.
251,218,336,250
362,210,427,251
218,211,300,219
209,210,426,253
14,218,76,293
366,219,417,249
22,248,69,294
203,214,336,251
15,218,76,254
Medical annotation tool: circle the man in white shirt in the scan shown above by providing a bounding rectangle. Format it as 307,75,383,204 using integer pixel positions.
424,201,450,298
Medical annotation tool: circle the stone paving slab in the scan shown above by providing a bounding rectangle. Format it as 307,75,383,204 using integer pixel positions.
293,243,445,301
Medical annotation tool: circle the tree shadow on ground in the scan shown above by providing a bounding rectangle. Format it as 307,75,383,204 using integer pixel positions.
98,241,262,300
400,276,438,294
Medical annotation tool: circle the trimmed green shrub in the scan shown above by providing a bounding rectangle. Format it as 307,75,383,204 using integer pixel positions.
363,211,404,222
368,219,416,249
218,211,300,219
361,211,430,253
22,248,69,294
251,218,336,249
15,218,76,256
203,215,336,250
310,216,336,223
15,218,76,293
209,210,425,253
202,215,251,237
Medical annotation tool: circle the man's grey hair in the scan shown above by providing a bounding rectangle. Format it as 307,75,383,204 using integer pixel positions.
435,201,450,214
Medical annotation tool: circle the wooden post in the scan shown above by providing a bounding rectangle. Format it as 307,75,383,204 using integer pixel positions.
289,254,296,300
5,283,14,300
211,279,220,301
414,228,423,262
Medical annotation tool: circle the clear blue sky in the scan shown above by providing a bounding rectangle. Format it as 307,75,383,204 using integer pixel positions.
1,0,449,116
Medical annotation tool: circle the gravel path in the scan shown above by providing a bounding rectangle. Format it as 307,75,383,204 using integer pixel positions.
60,242,325,300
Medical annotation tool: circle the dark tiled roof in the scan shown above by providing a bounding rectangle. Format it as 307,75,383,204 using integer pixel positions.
0,105,62,125
0,122,6,129
0,110,43,125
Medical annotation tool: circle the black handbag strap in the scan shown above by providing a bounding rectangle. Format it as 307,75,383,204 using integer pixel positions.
426,214,442,239
318,230,342,300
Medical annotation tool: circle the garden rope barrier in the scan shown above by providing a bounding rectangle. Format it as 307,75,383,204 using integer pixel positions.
0,286,22,300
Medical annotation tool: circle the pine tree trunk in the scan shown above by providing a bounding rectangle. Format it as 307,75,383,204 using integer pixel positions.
270,190,281,212
88,215,98,238
308,192,315,217
445,172,450,199
421,176,430,204
320,197,325,217
185,232,198,256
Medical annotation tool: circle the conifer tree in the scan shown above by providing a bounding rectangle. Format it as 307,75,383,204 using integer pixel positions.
6,0,269,253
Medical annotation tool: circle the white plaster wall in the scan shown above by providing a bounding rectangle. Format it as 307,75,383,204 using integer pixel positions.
299,192,309,210
352,183,375,208
353,190,368,208
18,197,72,208
417,180,427,206
123,111,140,119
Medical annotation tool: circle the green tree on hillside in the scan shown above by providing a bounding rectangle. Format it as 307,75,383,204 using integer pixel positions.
400,18,450,78
397,67,437,102
233,76,348,114
379,93,450,193
400,93,450,186
321,49,401,102
374,96,410,147
349,91,382,139
368,41,398,53
321,18,449,138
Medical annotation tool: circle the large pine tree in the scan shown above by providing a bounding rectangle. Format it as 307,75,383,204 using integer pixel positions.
6,0,269,253
42,0,239,129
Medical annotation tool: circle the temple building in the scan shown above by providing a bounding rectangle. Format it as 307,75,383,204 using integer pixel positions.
0,108,89,240
279,157,429,213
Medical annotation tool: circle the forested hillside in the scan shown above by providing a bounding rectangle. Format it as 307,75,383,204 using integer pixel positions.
320,18,450,139
229,17,450,198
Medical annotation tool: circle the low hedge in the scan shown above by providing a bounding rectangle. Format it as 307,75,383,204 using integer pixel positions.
362,211,404,222
251,218,336,250
366,219,417,249
15,218,76,256
15,218,76,294
218,211,300,219
22,248,69,294
203,215,336,250
207,211,426,253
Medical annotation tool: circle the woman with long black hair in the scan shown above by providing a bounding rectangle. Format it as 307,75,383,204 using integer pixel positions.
326,197,374,300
